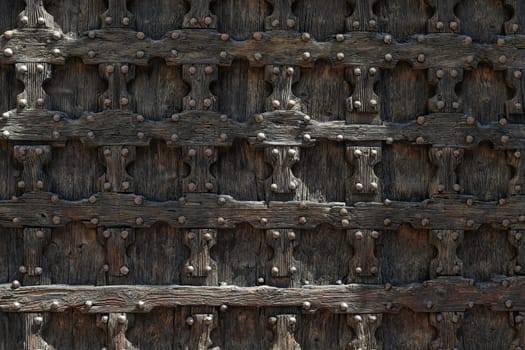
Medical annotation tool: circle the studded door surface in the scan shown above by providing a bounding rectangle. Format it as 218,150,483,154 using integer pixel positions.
0,0,524,349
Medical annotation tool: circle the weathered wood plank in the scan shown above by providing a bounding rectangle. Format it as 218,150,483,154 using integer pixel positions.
1,29,523,69
2,277,525,313
0,192,524,230
1,111,524,150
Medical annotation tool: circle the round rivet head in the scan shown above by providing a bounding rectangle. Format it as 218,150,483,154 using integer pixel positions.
120,266,130,275
383,35,392,44
136,32,145,40
499,55,508,64
501,135,509,144
301,32,311,42
302,52,311,60
3,48,13,57
449,21,458,31
204,16,213,25
11,280,20,289
435,21,444,30
336,52,345,60
384,53,393,62
336,34,344,42
339,302,348,311
505,300,513,308
220,33,229,41
256,132,266,141
417,116,425,125
4,31,13,39
465,135,474,144
20,16,29,25
417,54,425,63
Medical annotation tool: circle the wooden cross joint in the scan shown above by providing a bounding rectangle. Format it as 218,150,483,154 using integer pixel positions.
427,67,463,113
269,314,300,350
264,0,298,31
19,228,51,285
185,313,216,348
507,149,524,195
97,313,138,350
16,63,52,111
265,146,300,197
183,0,217,28
25,313,51,350
347,313,382,350
503,0,521,34
266,229,300,285
14,145,51,193
265,65,302,112
182,229,218,284
19,0,55,28
430,230,464,278
99,63,136,111
182,64,218,111
508,230,525,275
346,1,379,32
101,0,134,28
98,145,135,193
345,65,381,124
424,0,461,33
430,312,463,350
347,230,381,283
182,145,218,194
98,228,134,283
428,147,464,196
505,69,524,115
345,145,381,204
510,311,525,349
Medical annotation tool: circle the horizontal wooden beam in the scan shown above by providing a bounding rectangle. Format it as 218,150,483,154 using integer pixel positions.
1,110,523,149
1,192,524,230
0,277,524,313
0,29,523,69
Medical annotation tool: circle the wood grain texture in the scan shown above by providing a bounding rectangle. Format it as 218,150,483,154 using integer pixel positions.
1,1,524,348
4,276,525,313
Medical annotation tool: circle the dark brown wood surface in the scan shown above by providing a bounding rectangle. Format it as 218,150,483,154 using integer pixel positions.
0,0,525,349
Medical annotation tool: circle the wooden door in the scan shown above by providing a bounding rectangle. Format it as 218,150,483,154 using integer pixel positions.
0,0,524,349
